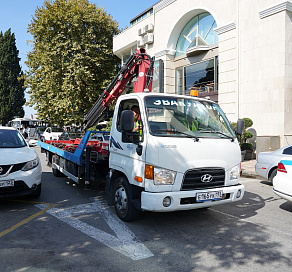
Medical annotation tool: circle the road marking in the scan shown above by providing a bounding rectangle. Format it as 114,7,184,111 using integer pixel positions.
36,197,154,260
0,203,58,238
6,199,56,205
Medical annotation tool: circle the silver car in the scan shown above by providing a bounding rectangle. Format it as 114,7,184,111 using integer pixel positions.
0,127,42,199
255,145,292,183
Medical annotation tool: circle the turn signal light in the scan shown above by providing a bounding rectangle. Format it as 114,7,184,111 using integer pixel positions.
277,162,287,173
145,164,154,180
134,176,143,183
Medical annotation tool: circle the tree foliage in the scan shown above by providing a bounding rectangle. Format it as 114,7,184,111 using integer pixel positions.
25,0,120,125
0,29,25,125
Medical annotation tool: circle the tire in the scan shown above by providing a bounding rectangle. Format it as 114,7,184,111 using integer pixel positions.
52,155,64,177
52,166,63,177
28,184,42,199
269,169,277,184
113,177,140,222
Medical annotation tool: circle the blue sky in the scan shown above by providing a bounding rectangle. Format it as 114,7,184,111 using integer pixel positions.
0,0,158,118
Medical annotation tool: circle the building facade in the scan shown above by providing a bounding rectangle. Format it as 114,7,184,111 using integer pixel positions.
113,0,292,149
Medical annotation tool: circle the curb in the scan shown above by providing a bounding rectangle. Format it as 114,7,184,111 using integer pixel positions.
240,170,258,178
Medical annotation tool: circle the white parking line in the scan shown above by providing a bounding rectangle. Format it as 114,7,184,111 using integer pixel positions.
36,197,154,260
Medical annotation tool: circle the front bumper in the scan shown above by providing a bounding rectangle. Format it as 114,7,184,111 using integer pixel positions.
141,184,245,212
0,165,42,199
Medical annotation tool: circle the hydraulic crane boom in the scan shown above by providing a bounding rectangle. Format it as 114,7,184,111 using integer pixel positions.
83,48,154,130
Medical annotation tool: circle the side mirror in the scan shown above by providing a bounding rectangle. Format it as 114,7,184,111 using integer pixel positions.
236,118,244,135
120,110,134,132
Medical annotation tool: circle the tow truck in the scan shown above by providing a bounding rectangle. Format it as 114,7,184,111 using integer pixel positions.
39,48,245,221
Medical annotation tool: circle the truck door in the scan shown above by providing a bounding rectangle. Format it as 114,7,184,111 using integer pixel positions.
110,98,146,185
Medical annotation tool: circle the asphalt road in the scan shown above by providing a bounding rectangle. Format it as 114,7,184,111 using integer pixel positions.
0,146,292,272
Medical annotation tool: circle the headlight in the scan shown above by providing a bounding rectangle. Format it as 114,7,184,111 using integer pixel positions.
230,165,240,180
21,158,39,171
153,167,176,185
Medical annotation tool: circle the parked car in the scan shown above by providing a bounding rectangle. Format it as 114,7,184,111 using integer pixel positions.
42,127,65,141
59,131,70,140
35,126,47,140
89,133,110,143
0,127,42,199
255,145,292,183
273,159,292,202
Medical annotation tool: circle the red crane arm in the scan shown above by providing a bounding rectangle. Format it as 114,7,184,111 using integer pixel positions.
83,48,154,130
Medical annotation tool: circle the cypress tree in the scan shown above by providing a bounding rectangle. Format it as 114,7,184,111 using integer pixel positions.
0,29,26,125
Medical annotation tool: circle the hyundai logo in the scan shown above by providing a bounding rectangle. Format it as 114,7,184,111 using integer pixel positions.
201,174,213,183
0,167,3,174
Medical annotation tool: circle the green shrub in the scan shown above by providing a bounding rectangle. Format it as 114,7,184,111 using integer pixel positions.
232,117,254,150
241,142,253,151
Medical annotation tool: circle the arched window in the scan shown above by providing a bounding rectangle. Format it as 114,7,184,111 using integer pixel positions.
175,12,218,57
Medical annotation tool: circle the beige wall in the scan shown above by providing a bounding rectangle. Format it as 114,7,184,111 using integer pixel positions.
284,11,292,145
113,0,292,147
238,1,286,142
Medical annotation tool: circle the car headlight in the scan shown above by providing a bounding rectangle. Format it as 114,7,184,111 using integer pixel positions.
21,158,39,171
230,165,240,180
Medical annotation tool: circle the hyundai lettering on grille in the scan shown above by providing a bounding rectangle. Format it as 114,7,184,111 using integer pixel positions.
201,174,213,183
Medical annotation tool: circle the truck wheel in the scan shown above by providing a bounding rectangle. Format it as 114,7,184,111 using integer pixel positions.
52,166,63,177
113,177,140,222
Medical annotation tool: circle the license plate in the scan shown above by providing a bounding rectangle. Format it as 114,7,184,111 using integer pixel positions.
0,180,14,187
196,191,223,202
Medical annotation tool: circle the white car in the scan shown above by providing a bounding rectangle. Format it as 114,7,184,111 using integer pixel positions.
0,127,42,199
42,127,65,141
273,159,292,202
255,145,292,183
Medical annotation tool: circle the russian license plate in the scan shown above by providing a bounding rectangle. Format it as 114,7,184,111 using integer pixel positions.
0,180,14,187
196,191,223,202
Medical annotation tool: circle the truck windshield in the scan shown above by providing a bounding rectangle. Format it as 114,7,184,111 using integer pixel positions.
145,96,235,139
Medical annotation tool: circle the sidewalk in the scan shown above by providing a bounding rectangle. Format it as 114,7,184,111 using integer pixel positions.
241,159,257,178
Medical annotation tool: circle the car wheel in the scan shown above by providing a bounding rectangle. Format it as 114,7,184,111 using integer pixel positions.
269,169,277,184
29,184,42,199
113,176,140,222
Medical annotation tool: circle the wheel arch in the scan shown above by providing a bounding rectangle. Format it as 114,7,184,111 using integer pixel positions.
107,170,127,206
107,170,143,207
268,166,277,179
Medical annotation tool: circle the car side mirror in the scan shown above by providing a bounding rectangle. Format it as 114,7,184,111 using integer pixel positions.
236,119,244,135
120,110,134,132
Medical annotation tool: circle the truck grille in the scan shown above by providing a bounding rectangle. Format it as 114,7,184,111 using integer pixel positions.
181,168,225,190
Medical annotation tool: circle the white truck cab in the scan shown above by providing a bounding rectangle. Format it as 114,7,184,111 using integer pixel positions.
107,92,244,221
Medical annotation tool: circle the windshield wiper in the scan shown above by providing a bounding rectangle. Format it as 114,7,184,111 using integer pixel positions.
200,130,235,141
153,129,199,142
